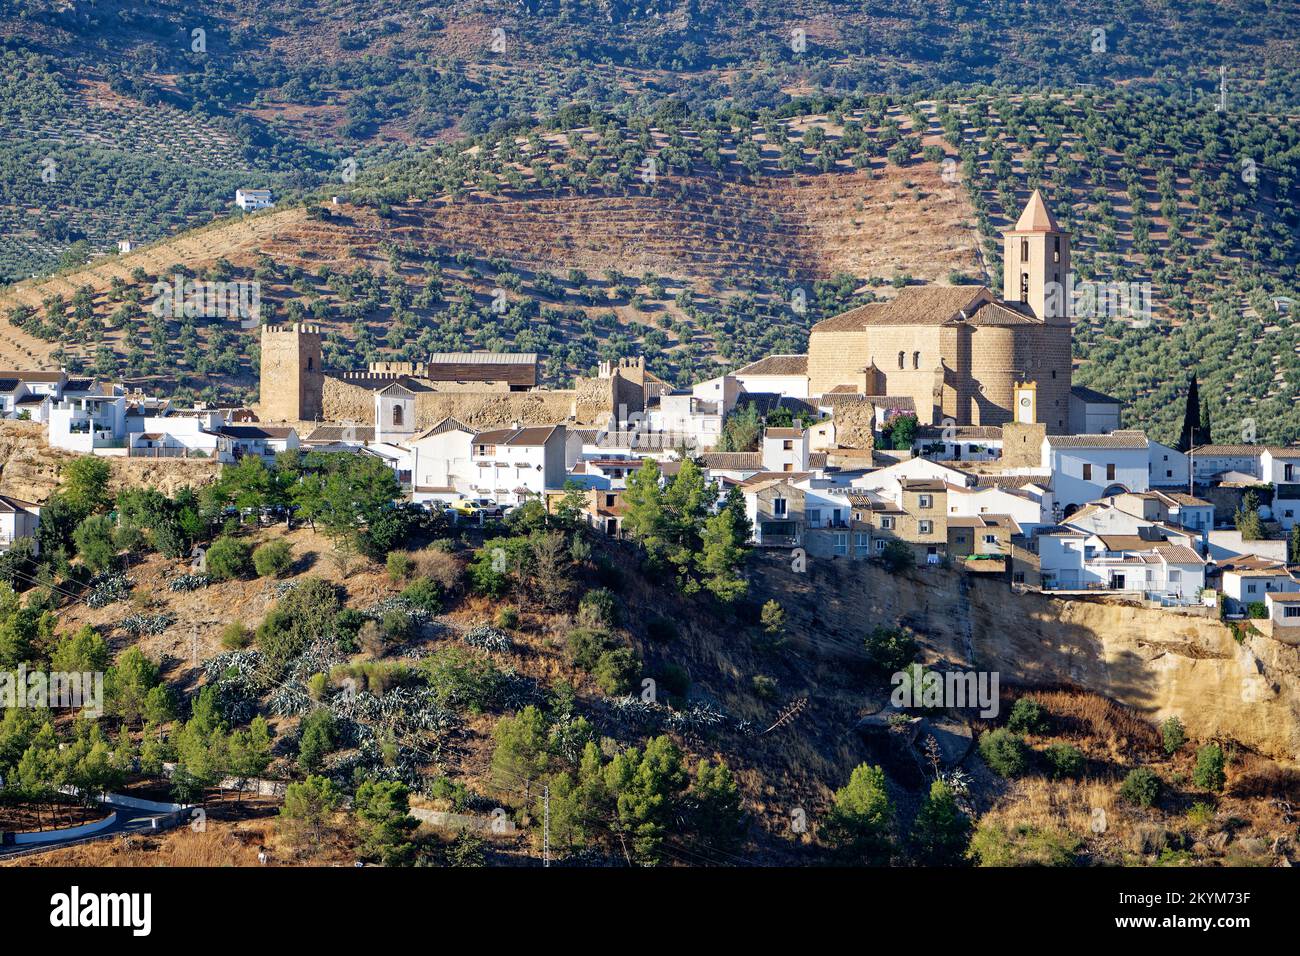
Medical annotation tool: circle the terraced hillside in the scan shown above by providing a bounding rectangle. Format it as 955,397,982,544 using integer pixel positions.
3,89,1296,443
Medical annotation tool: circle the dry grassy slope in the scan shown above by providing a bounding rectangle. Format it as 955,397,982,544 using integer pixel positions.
0,420,220,503
751,554,1300,762
0,160,980,369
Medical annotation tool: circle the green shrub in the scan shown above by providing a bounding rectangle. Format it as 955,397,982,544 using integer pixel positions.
252,539,293,577
1161,716,1186,755
645,614,678,643
1246,601,1267,619
751,674,777,699
968,822,1080,866
565,628,613,670
978,729,1029,777
1119,767,1162,807
1043,743,1084,779
494,605,519,629
206,536,252,581
577,587,619,629
423,647,504,713
400,577,442,614
655,662,690,698
863,626,917,674
1193,744,1227,792
878,540,914,573
1007,697,1049,735
382,609,413,643
592,647,640,695
220,622,253,650
386,552,415,582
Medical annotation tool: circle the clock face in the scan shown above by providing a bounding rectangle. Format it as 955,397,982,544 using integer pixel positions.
1020,396,1032,406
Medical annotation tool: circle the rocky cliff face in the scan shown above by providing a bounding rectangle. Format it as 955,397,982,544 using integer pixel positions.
753,555,1300,761
0,422,220,502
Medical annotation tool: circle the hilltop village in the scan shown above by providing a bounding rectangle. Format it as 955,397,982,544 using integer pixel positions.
3,193,1298,635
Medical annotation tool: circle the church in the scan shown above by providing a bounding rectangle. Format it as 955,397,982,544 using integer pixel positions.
806,190,1078,434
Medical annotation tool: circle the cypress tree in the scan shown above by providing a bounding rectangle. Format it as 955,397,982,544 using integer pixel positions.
1178,373,1201,452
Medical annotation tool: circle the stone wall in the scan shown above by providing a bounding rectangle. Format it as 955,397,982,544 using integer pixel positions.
1001,422,1046,468
832,402,875,449
320,376,580,428
808,328,870,395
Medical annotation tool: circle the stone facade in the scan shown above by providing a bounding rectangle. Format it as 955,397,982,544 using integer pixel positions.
805,191,1074,434
260,324,323,422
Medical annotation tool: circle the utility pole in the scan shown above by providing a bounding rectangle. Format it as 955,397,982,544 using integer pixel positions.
542,784,550,868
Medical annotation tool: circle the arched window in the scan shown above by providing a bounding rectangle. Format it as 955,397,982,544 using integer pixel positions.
898,351,905,369
392,405,404,427
1021,238,1029,260
306,356,314,371
1020,272,1029,302
912,351,921,369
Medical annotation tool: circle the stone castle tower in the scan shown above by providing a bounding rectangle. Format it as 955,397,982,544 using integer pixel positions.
260,323,324,422
1002,189,1070,324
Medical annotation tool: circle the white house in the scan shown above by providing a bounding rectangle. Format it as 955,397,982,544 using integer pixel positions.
128,412,227,459
761,426,810,473
731,355,809,399
646,391,725,451
947,484,1053,535
913,425,1002,463
405,418,475,503
1068,385,1123,435
235,188,274,211
216,424,299,462
1219,557,1298,615
1264,592,1300,638
1044,431,1150,508
1147,440,1189,488
48,394,128,453
1261,447,1300,530
469,425,567,505
0,495,41,555
1038,531,1205,604
1188,444,1264,482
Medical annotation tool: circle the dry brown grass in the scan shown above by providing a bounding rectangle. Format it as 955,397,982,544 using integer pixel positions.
1027,689,1161,756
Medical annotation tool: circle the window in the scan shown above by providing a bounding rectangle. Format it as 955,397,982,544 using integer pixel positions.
773,498,787,518
807,509,821,528
1082,463,1093,480
912,351,921,369
1246,583,1258,594
919,494,932,509
983,534,997,545
881,516,895,530
1013,571,1025,584
1106,463,1116,481
1020,272,1029,302
306,357,314,371
392,405,403,427
783,463,793,472
919,520,933,534
605,494,616,507
1021,238,1029,260
898,351,906,369
955,534,967,544
1286,606,1300,619
834,533,848,556
1169,569,1182,583
783,440,793,450
1053,236,1061,263
874,539,886,552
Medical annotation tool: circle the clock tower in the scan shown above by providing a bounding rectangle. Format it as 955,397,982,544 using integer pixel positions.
1013,381,1037,425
